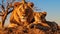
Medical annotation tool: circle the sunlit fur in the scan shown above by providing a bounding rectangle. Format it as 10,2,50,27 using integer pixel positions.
8,23,18,28
33,12,50,27
10,2,34,27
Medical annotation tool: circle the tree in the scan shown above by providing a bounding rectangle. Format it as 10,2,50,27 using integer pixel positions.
0,0,16,28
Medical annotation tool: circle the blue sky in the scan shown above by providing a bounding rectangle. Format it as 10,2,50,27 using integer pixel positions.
29,0,60,25
0,0,60,26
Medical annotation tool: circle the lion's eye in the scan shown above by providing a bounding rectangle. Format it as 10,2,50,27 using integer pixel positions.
41,16,43,19
26,9,29,12
15,5,17,7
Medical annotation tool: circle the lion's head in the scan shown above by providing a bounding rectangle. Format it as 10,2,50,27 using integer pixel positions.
33,11,47,23
10,2,34,26
33,12,50,27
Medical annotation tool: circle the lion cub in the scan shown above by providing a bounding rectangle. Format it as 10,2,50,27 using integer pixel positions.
27,12,50,28
33,12,50,27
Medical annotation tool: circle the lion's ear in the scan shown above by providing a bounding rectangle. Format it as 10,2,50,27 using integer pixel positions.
14,2,21,8
42,11,47,16
28,2,34,7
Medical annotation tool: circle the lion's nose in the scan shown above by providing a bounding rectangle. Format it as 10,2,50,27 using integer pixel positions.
22,14,26,17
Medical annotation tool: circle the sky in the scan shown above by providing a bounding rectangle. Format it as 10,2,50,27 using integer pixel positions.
0,0,60,26
29,0,60,25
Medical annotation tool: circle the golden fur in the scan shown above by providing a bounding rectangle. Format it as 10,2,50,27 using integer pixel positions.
33,12,50,27
10,2,34,27
8,23,18,28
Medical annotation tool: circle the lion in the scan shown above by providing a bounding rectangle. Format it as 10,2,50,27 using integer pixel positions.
9,1,34,27
33,11,50,27
27,11,50,29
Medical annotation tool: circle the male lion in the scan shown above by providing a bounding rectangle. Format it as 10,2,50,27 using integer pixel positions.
9,1,34,27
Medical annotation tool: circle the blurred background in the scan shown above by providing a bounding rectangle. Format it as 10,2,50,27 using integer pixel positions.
0,0,60,27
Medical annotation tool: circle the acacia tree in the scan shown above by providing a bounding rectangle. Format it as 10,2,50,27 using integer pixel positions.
0,0,16,28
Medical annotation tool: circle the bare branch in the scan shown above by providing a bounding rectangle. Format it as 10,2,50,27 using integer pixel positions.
1,0,14,27
0,0,5,14
0,0,14,27
0,5,5,17
33,7,41,11
8,9,13,14
11,0,16,3
2,0,4,4
0,5,5,15
17,0,21,1
5,0,15,14
0,12,4,16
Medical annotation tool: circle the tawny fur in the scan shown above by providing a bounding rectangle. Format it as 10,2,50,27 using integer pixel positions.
10,2,34,27
33,12,50,27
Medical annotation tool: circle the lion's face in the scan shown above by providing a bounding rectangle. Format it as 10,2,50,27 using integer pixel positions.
14,2,34,22
19,5,32,22
33,12,47,22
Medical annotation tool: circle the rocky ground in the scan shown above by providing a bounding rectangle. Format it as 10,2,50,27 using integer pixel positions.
0,21,60,34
